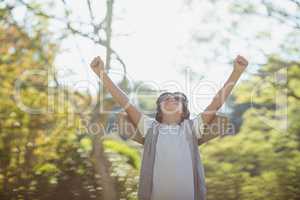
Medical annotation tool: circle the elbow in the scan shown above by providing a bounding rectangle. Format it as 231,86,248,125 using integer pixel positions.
202,113,217,125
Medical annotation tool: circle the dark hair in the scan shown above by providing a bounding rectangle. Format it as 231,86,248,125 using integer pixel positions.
155,92,190,123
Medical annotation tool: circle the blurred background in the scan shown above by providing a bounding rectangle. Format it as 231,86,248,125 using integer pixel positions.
0,0,299,199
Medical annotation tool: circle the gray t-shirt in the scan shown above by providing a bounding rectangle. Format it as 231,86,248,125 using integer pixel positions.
138,114,204,200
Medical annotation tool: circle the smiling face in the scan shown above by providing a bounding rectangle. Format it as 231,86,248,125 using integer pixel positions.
159,95,183,115
156,92,188,117
155,92,190,123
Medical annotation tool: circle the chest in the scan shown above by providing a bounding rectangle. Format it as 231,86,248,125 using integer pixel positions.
155,126,191,160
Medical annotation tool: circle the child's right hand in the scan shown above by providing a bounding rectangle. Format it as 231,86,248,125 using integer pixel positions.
90,56,105,76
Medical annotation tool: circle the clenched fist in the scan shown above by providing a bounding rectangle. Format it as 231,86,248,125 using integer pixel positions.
233,55,248,73
90,56,105,76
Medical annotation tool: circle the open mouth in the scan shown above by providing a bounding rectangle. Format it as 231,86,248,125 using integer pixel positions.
167,101,178,104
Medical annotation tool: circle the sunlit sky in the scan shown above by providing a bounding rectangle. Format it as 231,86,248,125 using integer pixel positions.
50,0,295,115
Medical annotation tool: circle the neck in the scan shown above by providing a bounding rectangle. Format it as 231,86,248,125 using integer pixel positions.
161,114,181,125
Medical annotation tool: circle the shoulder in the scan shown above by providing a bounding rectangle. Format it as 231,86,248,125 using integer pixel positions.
139,113,158,126
137,113,159,136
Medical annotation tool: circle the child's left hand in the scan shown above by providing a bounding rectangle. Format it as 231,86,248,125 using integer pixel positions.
233,55,248,73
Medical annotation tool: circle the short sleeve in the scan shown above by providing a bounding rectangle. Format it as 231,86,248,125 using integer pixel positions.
137,114,156,137
191,113,205,139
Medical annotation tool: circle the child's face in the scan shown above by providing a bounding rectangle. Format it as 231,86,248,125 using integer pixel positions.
159,95,183,115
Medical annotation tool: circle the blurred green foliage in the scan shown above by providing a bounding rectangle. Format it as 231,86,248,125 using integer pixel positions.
201,57,300,200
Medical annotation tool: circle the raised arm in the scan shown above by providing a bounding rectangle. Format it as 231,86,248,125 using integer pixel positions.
90,56,142,127
201,55,248,124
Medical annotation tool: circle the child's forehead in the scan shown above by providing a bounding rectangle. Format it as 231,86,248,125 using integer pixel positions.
159,92,173,97
159,91,185,96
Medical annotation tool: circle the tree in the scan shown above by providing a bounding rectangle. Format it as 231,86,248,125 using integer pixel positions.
201,57,300,200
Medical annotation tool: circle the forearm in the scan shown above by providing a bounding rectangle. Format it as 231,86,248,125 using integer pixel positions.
203,69,243,123
98,72,129,108
211,69,243,110
97,72,141,125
